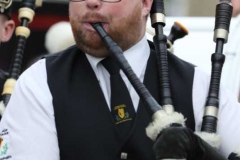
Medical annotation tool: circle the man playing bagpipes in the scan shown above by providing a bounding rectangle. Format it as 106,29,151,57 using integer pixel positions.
0,0,240,159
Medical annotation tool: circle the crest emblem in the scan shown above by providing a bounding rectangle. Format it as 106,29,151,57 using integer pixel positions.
118,108,125,119
0,129,11,159
113,104,132,124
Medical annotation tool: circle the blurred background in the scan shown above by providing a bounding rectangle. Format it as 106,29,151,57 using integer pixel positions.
165,0,219,16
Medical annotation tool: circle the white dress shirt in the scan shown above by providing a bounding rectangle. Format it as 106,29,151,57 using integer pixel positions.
0,36,240,159
222,15,240,101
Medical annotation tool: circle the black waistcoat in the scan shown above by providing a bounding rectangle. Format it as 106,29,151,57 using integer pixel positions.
45,45,195,160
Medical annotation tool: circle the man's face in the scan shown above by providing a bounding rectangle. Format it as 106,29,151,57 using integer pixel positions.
69,0,151,57
232,0,240,17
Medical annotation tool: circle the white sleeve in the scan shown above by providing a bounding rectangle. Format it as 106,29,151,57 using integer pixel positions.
0,59,59,160
193,66,240,157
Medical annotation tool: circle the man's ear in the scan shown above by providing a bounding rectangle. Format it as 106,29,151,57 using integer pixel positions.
1,20,15,42
142,0,153,17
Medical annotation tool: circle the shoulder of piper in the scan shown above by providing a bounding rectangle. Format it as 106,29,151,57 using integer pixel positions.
43,44,79,60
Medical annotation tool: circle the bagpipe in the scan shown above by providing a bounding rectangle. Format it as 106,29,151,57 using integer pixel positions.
91,0,240,159
0,0,42,117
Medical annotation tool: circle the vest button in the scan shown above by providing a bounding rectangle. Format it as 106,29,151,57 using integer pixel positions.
120,152,128,159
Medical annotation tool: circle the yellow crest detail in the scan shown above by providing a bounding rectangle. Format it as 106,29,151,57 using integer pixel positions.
118,108,125,119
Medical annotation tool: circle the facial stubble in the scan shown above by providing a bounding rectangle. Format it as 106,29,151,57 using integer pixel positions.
70,4,143,57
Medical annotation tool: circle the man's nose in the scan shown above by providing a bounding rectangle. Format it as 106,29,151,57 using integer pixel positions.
86,0,102,10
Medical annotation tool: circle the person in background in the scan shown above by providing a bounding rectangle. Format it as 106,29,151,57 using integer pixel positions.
0,0,14,45
0,0,15,101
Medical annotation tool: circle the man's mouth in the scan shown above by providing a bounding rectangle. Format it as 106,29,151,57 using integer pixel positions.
84,21,107,32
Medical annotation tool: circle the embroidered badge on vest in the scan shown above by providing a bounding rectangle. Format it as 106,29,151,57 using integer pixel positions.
113,104,132,124
0,129,11,159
